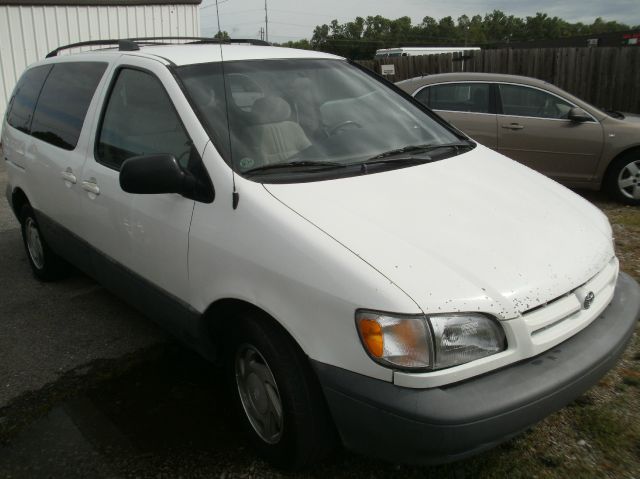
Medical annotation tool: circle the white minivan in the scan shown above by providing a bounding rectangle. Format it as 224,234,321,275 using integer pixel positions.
3,38,639,468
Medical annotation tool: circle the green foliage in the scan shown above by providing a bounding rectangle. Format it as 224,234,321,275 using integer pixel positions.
279,39,312,50
282,11,640,59
214,30,230,40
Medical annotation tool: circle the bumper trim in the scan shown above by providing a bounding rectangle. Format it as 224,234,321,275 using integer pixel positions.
313,272,640,465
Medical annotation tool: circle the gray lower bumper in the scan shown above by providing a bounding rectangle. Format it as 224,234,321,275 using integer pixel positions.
313,272,640,465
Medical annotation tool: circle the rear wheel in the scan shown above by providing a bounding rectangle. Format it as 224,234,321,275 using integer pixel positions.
604,154,640,205
225,311,337,469
19,204,68,281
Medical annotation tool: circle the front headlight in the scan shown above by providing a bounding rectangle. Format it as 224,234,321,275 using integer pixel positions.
356,310,506,371
429,314,506,369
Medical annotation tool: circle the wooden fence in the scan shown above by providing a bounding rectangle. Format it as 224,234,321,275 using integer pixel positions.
357,47,640,114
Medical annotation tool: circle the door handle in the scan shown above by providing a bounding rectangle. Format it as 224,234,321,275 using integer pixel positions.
61,168,77,184
81,179,100,196
502,123,524,130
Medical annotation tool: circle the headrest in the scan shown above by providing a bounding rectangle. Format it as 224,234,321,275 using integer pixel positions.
251,96,291,124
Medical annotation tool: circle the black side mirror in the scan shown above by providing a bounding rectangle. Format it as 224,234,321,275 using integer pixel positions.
568,107,591,123
120,154,189,195
120,154,214,203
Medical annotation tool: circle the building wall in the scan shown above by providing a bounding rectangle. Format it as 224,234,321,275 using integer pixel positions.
0,3,200,122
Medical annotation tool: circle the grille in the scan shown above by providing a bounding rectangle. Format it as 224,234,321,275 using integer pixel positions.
522,257,618,348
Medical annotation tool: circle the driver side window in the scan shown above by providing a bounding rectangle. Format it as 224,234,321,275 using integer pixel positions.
498,84,572,120
96,68,193,170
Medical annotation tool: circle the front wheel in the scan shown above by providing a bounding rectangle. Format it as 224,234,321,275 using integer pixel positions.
225,311,337,469
603,154,640,205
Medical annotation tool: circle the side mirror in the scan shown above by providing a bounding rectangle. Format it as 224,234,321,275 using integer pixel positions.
568,107,591,123
120,154,194,196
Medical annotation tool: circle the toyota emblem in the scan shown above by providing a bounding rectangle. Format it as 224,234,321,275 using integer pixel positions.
583,291,595,309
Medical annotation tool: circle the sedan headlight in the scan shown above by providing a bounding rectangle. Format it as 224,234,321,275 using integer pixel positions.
356,310,506,371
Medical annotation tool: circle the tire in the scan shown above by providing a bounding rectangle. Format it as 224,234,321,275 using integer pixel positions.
225,311,337,469
603,153,640,206
19,204,68,281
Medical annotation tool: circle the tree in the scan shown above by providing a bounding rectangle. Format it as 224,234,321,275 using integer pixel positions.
214,30,230,40
287,12,637,59
279,39,311,50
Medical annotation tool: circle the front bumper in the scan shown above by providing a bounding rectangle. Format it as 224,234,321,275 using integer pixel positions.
313,272,640,465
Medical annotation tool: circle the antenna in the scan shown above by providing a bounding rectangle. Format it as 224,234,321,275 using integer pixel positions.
214,0,239,209
214,0,222,38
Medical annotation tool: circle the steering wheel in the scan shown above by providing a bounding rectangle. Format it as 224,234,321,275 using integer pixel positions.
327,120,362,136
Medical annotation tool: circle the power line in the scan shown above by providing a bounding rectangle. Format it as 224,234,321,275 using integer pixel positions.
269,20,317,28
200,0,232,10
200,8,263,17
269,8,344,18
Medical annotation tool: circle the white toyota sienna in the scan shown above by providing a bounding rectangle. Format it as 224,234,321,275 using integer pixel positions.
3,38,639,469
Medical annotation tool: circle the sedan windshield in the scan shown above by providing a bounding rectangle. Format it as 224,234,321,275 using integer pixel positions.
177,59,465,181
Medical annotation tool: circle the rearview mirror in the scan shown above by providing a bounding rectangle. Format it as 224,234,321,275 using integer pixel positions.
568,107,591,123
120,154,194,196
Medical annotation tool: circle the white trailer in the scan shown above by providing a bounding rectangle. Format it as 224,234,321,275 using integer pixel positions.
374,46,480,59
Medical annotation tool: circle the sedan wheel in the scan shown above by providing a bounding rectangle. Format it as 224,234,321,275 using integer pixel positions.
617,159,640,201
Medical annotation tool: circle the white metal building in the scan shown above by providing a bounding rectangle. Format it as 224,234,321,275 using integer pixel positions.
0,0,201,121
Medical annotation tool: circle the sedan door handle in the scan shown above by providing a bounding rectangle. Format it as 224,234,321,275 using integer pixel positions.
61,168,77,184
502,123,524,130
81,179,100,196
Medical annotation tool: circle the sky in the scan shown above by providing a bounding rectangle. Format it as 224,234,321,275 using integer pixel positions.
199,0,640,43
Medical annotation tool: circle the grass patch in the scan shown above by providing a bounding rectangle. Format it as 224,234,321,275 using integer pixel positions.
573,407,626,448
610,211,640,228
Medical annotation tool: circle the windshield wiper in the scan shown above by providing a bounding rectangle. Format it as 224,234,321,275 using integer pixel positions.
367,141,474,161
242,160,346,176
349,156,436,169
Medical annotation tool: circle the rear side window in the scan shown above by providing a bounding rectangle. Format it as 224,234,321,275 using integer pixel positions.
418,83,490,114
6,65,52,133
30,62,107,150
96,68,193,170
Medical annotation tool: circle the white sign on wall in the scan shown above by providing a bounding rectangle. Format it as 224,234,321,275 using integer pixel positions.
381,64,395,75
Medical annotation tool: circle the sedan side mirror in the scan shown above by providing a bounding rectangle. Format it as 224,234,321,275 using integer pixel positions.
120,154,196,196
568,107,592,123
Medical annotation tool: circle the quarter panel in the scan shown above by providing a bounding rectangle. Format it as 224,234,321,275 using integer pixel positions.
188,146,419,382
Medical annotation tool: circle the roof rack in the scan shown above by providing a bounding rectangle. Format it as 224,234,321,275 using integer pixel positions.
45,37,270,58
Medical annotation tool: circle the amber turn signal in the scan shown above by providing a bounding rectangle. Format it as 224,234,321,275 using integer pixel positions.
355,311,432,369
357,318,384,357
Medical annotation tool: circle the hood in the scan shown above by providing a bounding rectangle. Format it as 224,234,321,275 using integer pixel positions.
621,112,640,124
264,145,614,319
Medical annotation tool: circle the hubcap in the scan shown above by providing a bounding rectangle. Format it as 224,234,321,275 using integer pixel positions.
25,217,45,270
235,344,283,444
617,159,640,200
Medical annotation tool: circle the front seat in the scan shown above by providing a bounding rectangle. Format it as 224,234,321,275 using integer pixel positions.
246,96,312,165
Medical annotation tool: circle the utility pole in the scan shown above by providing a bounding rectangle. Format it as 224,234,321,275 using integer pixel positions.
264,0,269,43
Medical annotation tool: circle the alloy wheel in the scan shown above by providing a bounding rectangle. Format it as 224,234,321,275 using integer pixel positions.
617,159,640,200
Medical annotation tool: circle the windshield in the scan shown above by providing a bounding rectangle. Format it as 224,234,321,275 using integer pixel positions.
177,59,464,181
